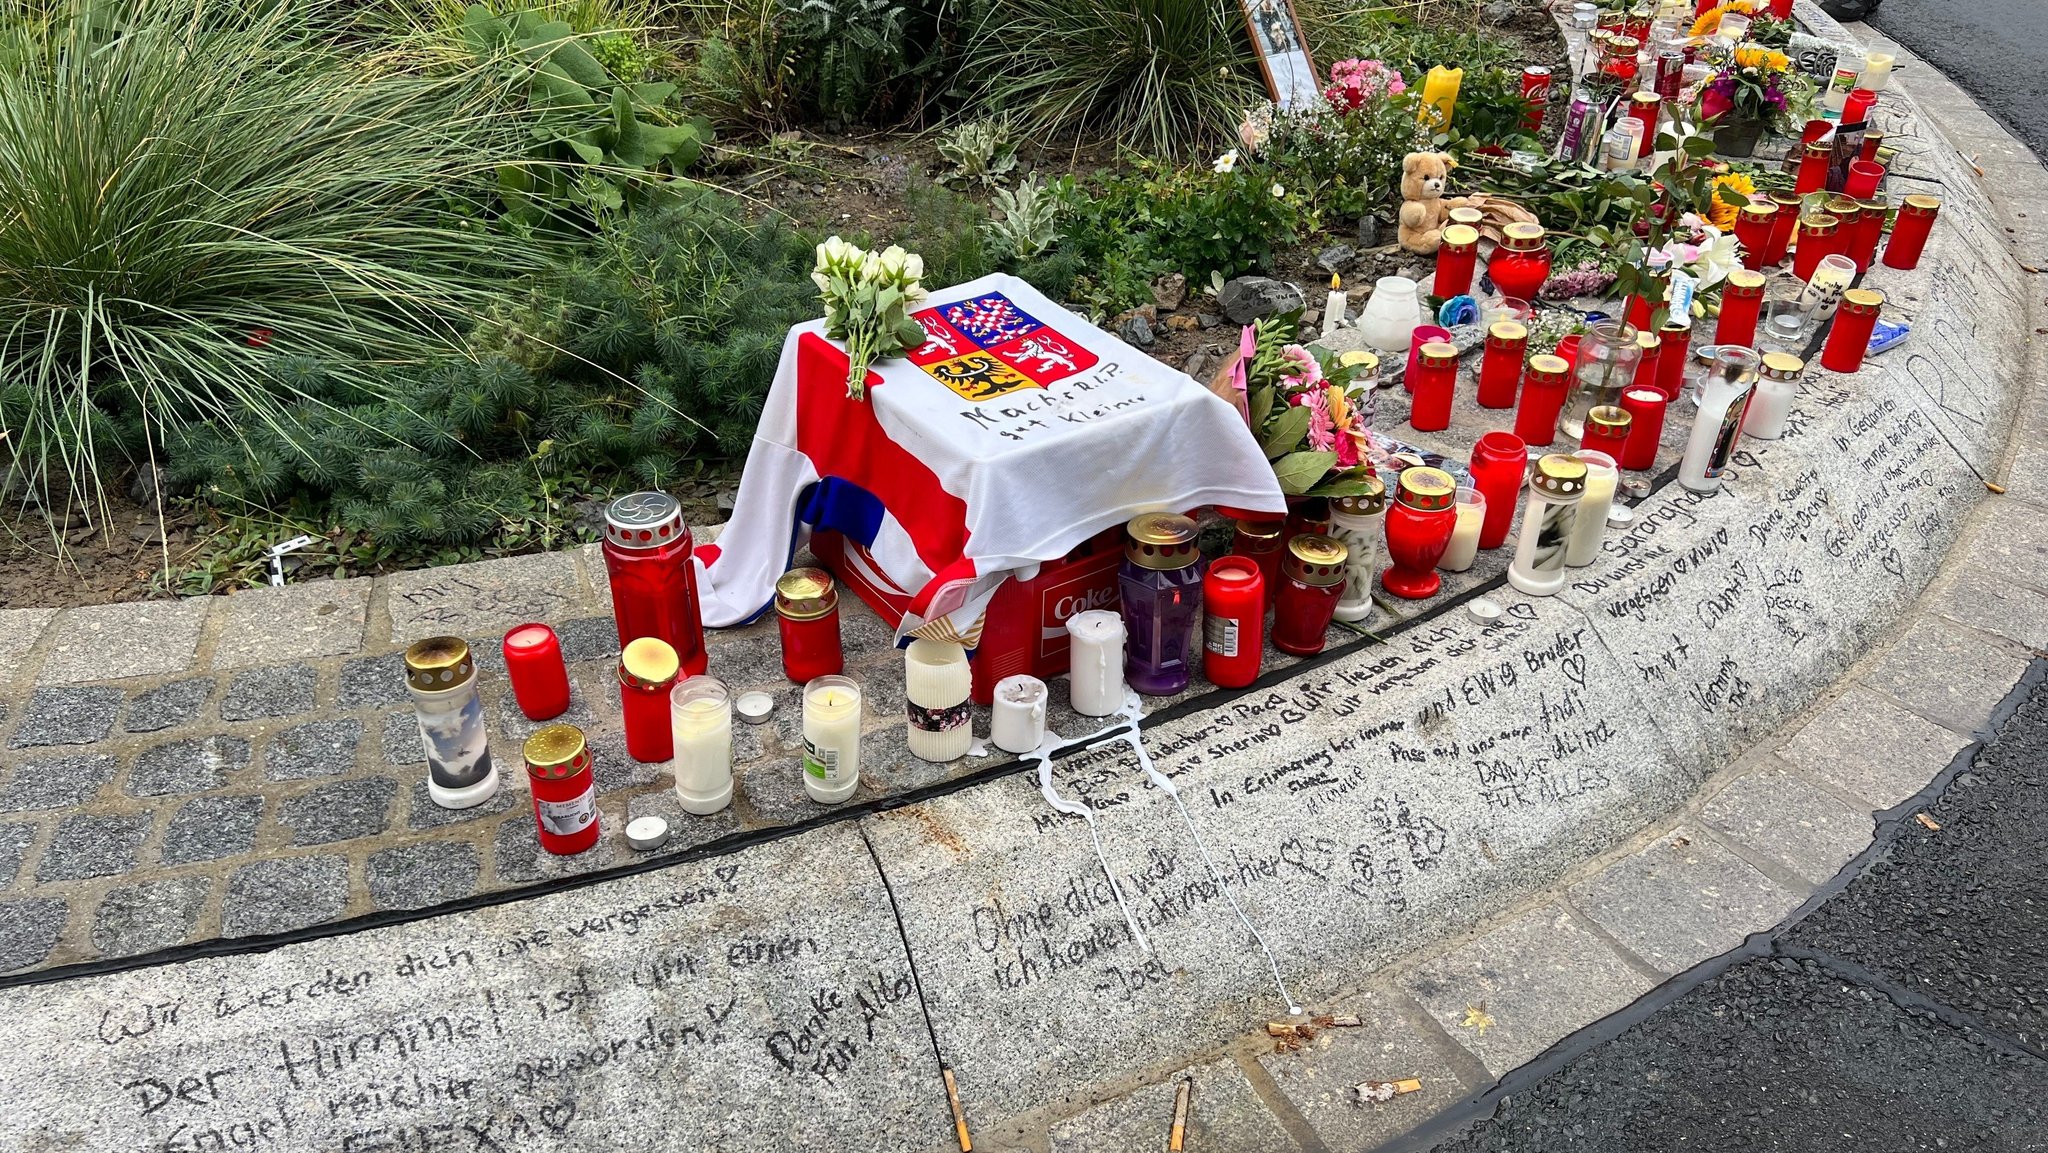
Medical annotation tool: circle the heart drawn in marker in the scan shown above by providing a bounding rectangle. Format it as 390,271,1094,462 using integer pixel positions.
1561,654,1588,689
540,1101,577,1136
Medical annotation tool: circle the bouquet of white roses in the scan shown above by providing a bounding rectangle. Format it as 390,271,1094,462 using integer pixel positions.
812,237,930,399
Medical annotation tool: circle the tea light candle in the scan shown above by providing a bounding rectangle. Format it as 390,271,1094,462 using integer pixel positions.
990,675,1049,755
1324,274,1347,330
904,640,973,762
669,676,734,815
800,675,862,804
1066,610,1126,718
1437,487,1487,573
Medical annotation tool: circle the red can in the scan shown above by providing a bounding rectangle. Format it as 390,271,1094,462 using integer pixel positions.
1883,194,1940,270
524,724,600,856
502,623,571,722
1619,386,1667,471
1477,321,1527,409
774,568,844,683
619,637,679,763
1655,49,1684,104
1821,289,1884,373
1521,65,1552,133
1202,556,1265,687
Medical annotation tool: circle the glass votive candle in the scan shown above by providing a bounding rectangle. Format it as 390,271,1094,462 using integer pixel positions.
1763,193,1803,265
1272,536,1348,656
801,674,863,804
619,637,680,764
1404,325,1453,391
1382,467,1459,600
1490,223,1554,303
1468,430,1528,550
1846,197,1888,273
1884,194,1941,269
1437,487,1486,574
1202,556,1265,687
1758,299,1813,357
1229,518,1285,608
775,567,843,683
1564,450,1618,568
1844,159,1885,199
1618,386,1667,471
1820,288,1885,373
1654,321,1690,401
1794,140,1832,196
1743,352,1804,441
1798,254,1858,322
670,676,734,815
502,623,570,722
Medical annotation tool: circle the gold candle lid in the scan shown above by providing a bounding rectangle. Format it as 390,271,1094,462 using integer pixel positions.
1901,193,1941,215
1800,212,1839,234
1824,194,1861,217
1396,467,1457,512
775,567,838,621
1448,206,1484,227
1501,222,1547,252
1588,405,1633,433
1725,268,1767,295
1739,202,1777,221
1419,341,1459,366
1761,352,1805,381
1531,454,1589,498
524,723,589,780
1526,353,1570,383
1770,192,1804,210
1123,512,1200,571
1634,329,1658,353
1233,518,1283,546
1441,224,1480,249
1488,320,1528,344
1282,534,1349,587
619,636,681,690
1841,287,1885,314
1332,475,1388,517
403,636,473,692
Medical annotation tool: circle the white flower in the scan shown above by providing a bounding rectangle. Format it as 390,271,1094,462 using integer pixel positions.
902,253,925,283
811,270,831,294
1271,182,1287,198
1213,149,1239,174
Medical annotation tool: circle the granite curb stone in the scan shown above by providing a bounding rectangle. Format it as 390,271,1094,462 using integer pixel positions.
126,735,252,797
1256,991,1475,1153
37,599,209,685
1047,1059,1302,1153
89,877,211,957
0,608,58,690
209,578,372,669
1779,686,1973,808
36,813,152,882
160,795,265,866
1568,829,1803,974
220,855,351,937
121,677,215,733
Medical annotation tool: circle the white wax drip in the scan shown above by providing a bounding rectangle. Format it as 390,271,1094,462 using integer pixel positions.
1032,731,1151,956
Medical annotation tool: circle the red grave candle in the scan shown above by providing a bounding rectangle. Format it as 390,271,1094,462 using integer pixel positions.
775,568,843,683
1202,556,1265,687
1580,405,1632,459
1627,92,1661,158
1272,536,1347,656
1821,289,1885,373
1229,519,1285,610
618,637,679,763
1859,131,1886,164
1715,269,1766,349
1409,342,1458,432
1884,194,1940,270
1792,213,1842,282
1734,202,1777,270
1490,224,1553,302
1477,321,1527,409
1844,158,1884,199
1841,89,1877,129
1655,322,1691,401
601,492,708,679
502,623,571,722
1794,140,1832,197
1382,468,1458,600
1619,386,1667,471
1768,0,1793,16
1514,353,1572,447
1763,194,1803,265
1624,293,1656,333
1845,197,1887,273
1404,325,1452,392
1468,431,1528,551
1553,334,1582,373
1435,225,1480,299
1630,329,1661,394
524,724,601,856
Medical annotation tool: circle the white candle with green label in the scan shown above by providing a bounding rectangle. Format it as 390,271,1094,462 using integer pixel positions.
801,675,862,804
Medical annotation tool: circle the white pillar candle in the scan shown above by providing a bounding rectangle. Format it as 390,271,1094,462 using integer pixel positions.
1437,487,1486,573
1743,352,1804,441
1857,53,1894,91
990,675,1049,755
1065,610,1126,717
801,675,863,804
1797,255,1857,322
669,676,733,815
1565,452,1618,567
1324,274,1348,331
904,640,973,762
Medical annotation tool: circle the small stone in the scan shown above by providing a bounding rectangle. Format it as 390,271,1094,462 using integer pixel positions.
1316,242,1357,273
1357,216,1380,247
127,736,252,797
1217,276,1305,325
222,856,350,938
91,877,210,957
1117,315,1156,346
160,795,265,866
277,777,399,846
0,754,119,812
220,663,318,722
1197,312,1221,328
265,719,363,781
406,779,517,831
337,654,409,709
1303,308,1322,326
1150,272,1188,312
7,685,122,748
123,678,214,733
0,898,67,973
1163,314,1200,333
0,823,33,886
37,813,152,882
1112,303,1158,326
366,842,480,912
1183,351,1217,382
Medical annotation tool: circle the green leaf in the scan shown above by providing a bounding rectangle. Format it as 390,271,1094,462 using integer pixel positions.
1272,450,1338,495
1302,475,1376,498
1247,384,1274,430
1260,406,1310,460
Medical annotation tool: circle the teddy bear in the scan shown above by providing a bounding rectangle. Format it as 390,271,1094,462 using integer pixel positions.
1397,151,1457,254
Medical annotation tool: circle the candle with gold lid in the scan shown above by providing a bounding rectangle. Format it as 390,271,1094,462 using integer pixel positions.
1273,535,1348,656
1118,512,1205,696
1884,194,1941,270
1508,455,1588,596
405,636,499,810
1328,480,1388,623
524,723,599,855
1382,468,1459,600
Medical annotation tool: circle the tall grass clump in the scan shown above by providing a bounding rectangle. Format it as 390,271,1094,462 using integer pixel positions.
965,0,1263,158
0,0,553,528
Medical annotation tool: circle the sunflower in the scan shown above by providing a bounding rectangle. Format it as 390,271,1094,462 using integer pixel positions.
1690,0,1765,37
1708,171,1757,231
1733,46,1790,72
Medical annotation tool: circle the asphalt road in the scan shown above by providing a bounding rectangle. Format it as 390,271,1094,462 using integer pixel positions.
1416,661,2048,1152
1869,0,2048,159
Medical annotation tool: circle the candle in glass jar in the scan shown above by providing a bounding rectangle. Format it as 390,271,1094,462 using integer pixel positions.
1514,353,1572,447
1477,321,1527,409
1654,321,1690,400
1627,92,1660,158
1629,328,1659,394
1680,347,1760,492
602,491,707,678
775,567,843,683
1820,289,1885,373
1437,487,1487,573
1794,140,1832,196
1118,514,1204,697
1273,536,1348,656
1565,451,1618,568
1065,610,1126,717
904,640,973,762
801,675,863,804
669,676,733,815
1326,482,1387,623
990,675,1049,755
1715,269,1766,348
1434,226,1480,299
1798,254,1857,322
1410,342,1458,432
1884,194,1940,269
1619,386,1666,471
502,623,570,722
619,637,680,764
1382,468,1459,599
1507,455,1589,596
1405,325,1452,392
1202,557,1265,687
1490,224,1553,303
1743,352,1804,440
1324,274,1348,331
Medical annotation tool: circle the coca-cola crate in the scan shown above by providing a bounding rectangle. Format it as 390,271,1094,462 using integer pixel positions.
811,527,1122,704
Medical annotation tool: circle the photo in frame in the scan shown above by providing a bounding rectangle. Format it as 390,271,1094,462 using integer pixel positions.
1238,0,1318,109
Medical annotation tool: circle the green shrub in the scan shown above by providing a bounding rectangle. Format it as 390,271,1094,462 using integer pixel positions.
965,0,1264,158
0,0,551,524
686,0,981,130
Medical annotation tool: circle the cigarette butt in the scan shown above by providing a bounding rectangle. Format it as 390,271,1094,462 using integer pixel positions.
1356,1078,1425,1103
1169,1078,1192,1152
1915,812,1942,831
943,1066,972,1152
1327,1015,1363,1028
1986,481,2009,494
1267,1022,1300,1037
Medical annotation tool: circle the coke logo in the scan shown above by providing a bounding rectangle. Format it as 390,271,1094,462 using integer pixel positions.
1050,587,1117,620
1525,78,1551,104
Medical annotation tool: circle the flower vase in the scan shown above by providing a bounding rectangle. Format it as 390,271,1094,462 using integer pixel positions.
1713,118,1764,159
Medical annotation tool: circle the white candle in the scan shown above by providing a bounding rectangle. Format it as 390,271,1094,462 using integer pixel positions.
801,675,862,804
1065,610,1126,717
1565,452,1618,567
669,676,733,815
1857,53,1894,91
1798,255,1856,322
904,640,973,762
1324,274,1347,331
1437,487,1486,573
1743,353,1803,441
990,675,1049,755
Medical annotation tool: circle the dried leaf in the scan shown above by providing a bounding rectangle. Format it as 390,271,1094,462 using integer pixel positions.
1460,1003,1495,1036
1915,812,1942,831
